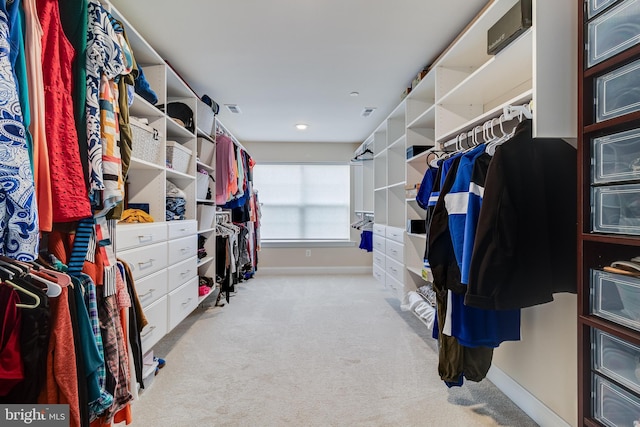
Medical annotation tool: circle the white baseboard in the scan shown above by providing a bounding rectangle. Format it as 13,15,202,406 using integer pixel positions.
486,365,571,427
258,266,373,275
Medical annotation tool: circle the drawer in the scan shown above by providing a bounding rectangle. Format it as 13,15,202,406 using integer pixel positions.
592,184,640,235
386,274,404,300
385,257,403,283
596,58,640,122
168,235,198,264
373,234,386,252
386,240,404,263
167,256,198,292
373,250,386,269
593,373,640,426
373,223,386,236
373,264,386,285
588,0,622,18
118,241,168,281
587,0,640,67
592,128,640,184
116,223,167,251
385,226,404,243
168,277,198,331
135,268,168,308
593,329,640,394
591,269,640,332
167,220,198,240
141,296,168,354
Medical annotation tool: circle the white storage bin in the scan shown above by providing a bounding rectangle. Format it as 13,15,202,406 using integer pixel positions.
593,329,640,394
596,58,640,122
593,373,640,426
166,141,192,174
587,0,640,67
592,128,640,184
591,269,640,332
130,117,162,166
196,170,210,200
197,137,215,165
588,0,622,18
592,184,640,235
197,204,216,231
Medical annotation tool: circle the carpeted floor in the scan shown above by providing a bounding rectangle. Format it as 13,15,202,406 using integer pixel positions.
129,274,538,427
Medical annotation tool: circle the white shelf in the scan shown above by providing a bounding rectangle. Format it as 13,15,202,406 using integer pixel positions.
407,233,426,240
130,96,163,119
130,157,165,171
407,105,436,130
197,228,215,235
196,161,214,174
166,168,195,180
196,198,215,204
166,117,195,139
197,286,219,305
197,256,214,267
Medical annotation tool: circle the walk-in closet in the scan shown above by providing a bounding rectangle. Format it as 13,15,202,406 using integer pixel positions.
0,0,636,426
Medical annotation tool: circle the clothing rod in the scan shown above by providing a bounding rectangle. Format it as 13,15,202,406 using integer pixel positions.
442,102,533,150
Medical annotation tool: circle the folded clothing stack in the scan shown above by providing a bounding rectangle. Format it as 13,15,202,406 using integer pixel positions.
166,180,186,221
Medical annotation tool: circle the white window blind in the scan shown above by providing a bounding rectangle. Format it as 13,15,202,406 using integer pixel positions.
253,163,350,240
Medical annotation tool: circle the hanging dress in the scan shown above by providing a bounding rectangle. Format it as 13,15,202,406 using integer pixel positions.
37,0,92,223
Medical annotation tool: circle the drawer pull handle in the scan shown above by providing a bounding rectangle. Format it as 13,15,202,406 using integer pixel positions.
138,259,155,267
139,288,156,298
391,249,398,254
138,235,153,243
181,298,193,306
180,270,191,277
180,228,187,232
141,325,156,338
180,247,189,253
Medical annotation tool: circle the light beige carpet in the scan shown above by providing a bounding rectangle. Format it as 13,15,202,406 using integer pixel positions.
128,274,538,427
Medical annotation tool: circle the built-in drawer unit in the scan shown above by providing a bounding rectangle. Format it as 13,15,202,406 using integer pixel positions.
373,264,386,285
167,220,198,240
385,226,404,243
116,223,167,251
168,277,199,331
591,269,640,332
593,329,640,394
373,234,386,252
118,241,168,281
373,223,386,236
592,128,640,184
373,250,386,269
168,235,198,265
385,257,404,283
587,0,640,67
386,275,404,300
593,373,640,426
135,268,168,308
386,239,404,264
596,58,640,122
167,256,198,292
141,296,168,354
592,184,640,235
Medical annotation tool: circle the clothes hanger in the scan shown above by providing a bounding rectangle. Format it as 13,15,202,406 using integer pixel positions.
27,273,62,297
4,280,40,309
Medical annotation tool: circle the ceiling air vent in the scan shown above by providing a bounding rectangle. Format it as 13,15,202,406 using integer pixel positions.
361,107,376,117
225,104,241,114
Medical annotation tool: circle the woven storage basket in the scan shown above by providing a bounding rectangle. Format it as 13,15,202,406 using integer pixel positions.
166,141,192,174
130,117,162,165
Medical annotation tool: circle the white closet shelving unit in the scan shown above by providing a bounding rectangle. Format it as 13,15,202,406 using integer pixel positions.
104,1,222,354
359,0,576,301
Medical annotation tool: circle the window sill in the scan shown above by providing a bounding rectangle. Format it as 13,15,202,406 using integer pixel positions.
261,240,356,248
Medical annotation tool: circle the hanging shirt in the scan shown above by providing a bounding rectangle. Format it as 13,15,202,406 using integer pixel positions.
22,0,52,232
0,285,23,395
0,3,38,260
216,134,236,204
466,120,577,310
86,0,124,196
444,144,521,348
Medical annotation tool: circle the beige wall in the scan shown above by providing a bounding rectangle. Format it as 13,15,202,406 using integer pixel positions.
492,294,577,426
245,141,373,272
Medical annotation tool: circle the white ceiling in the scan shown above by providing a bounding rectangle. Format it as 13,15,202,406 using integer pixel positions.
110,0,488,144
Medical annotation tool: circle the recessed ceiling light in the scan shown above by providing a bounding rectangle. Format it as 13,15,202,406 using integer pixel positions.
350,91,359,97
296,124,309,130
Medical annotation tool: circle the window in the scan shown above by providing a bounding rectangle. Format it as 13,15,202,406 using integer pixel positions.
253,163,350,241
